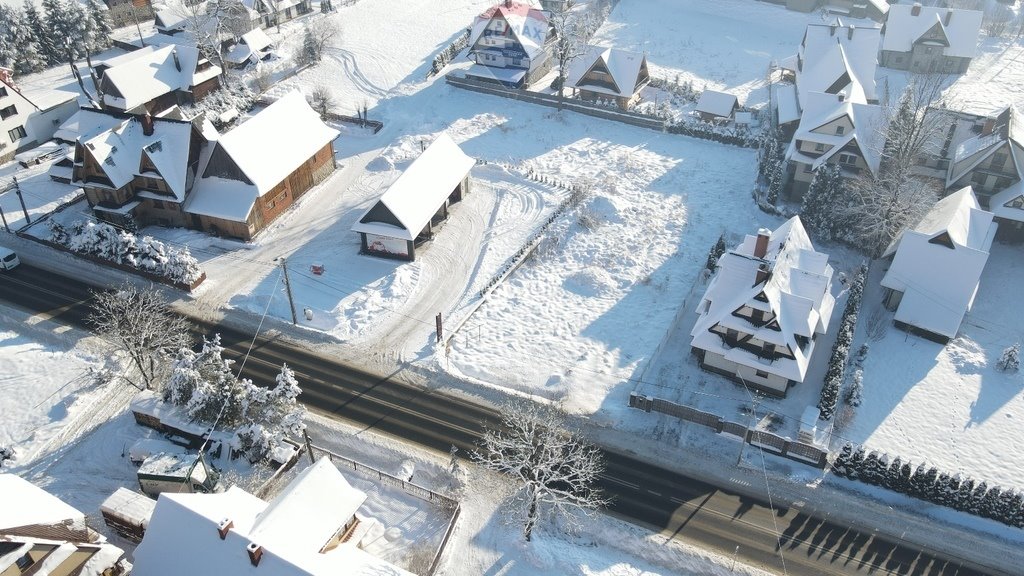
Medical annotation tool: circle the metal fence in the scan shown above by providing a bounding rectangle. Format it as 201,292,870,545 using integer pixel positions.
629,392,828,468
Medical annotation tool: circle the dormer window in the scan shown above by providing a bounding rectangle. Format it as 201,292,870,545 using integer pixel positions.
814,143,825,152
835,125,845,135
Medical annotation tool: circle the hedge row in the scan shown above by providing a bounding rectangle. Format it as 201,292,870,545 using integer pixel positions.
818,264,867,420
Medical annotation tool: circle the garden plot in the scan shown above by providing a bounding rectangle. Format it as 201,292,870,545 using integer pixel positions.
838,242,1024,492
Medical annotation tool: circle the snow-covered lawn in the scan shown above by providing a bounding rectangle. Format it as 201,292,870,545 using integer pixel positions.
943,36,1024,115
0,160,82,232
837,242,1024,492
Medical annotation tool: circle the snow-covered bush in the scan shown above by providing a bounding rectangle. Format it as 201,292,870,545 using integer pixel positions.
0,445,14,464
997,342,1020,372
844,369,863,407
49,220,203,285
165,336,306,463
705,235,727,272
666,118,758,148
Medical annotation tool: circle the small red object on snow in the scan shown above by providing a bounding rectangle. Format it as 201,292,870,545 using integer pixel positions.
311,264,325,275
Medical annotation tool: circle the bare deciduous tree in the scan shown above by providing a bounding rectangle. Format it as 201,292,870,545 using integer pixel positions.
300,18,340,65
176,0,253,75
88,283,192,390
548,1,588,108
473,400,606,541
309,85,335,119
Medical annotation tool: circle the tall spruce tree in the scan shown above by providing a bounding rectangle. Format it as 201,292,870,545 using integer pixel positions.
861,451,884,486
955,477,976,512
936,472,960,508
883,456,903,490
24,0,58,66
801,163,844,240
848,445,866,481
833,443,855,477
979,485,1003,520
86,0,112,53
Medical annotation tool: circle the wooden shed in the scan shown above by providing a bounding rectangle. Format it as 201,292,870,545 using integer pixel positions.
101,488,157,542
352,132,475,261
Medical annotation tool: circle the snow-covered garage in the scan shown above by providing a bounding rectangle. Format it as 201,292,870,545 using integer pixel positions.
352,132,474,261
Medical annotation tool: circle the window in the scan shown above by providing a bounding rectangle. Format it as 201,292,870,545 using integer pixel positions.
0,104,15,119
835,125,845,135
7,125,26,142
814,143,825,152
0,86,7,97
936,159,949,170
991,152,1007,169
725,328,739,343
16,553,34,570
802,163,813,173
838,153,857,166
1007,195,1024,209
996,177,1012,190
971,172,988,186
755,369,769,379
762,342,775,356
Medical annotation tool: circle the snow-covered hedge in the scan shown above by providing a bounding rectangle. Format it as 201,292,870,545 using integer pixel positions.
833,443,1024,528
818,264,867,420
429,28,470,77
49,220,203,286
666,118,757,148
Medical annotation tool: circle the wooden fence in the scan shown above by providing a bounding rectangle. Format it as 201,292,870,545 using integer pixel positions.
629,392,828,468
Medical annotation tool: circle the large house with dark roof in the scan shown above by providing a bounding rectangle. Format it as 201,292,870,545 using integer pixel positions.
690,217,835,397
98,44,222,115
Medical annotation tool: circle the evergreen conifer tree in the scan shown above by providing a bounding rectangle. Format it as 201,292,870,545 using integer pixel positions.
1001,490,1024,528
847,446,866,480
861,451,883,485
86,0,112,52
898,461,913,493
833,443,854,477
42,0,74,65
955,477,976,512
968,480,988,516
801,163,843,240
935,472,960,508
883,456,903,490
979,485,1003,520
23,0,57,68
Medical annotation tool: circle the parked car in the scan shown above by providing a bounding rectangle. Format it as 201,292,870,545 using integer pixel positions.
0,246,19,270
15,141,68,168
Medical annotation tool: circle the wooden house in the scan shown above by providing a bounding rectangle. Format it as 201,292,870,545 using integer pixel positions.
185,90,339,241
352,132,474,261
566,46,650,110
99,44,222,115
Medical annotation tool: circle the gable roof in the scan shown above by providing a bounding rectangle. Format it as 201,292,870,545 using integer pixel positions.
882,4,982,59
988,180,1024,224
948,106,1024,187
208,91,339,195
566,45,648,98
880,186,995,339
695,90,739,119
132,461,412,576
226,28,275,65
78,114,196,202
690,217,834,383
785,91,886,176
100,44,222,112
0,475,85,533
352,132,475,242
795,21,880,107
469,1,551,61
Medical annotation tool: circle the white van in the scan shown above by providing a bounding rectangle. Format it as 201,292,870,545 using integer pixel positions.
0,247,20,271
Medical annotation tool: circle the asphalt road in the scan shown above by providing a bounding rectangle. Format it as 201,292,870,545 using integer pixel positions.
0,263,994,576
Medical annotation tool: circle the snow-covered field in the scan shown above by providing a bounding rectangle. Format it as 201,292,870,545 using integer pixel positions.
838,242,1024,492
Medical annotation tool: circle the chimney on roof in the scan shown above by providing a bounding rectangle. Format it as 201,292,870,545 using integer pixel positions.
755,263,770,286
911,2,922,17
847,25,854,40
172,48,182,72
246,542,263,567
217,518,233,540
945,10,952,26
754,229,770,259
981,118,995,136
141,113,154,137
829,23,837,37
838,92,845,103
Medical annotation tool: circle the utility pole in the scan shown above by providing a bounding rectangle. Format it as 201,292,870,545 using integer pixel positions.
12,177,29,225
279,257,297,325
0,205,9,233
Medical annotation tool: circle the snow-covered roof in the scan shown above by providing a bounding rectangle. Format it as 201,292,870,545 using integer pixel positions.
690,217,834,383
226,28,274,65
54,108,131,143
785,91,886,177
774,84,801,125
77,114,195,202
100,44,221,111
566,45,648,99
138,452,206,481
881,186,996,340
153,2,190,32
695,90,739,119
184,176,259,222
469,1,551,62
795,20,880,107
211,91,339,195
882,4,982,59
0,535,126,576
0,474,85,531
100,488,157,528
0,71,76,113
132,461,412,576
948,106,1024,188
248,459,367,554
988,181,1024,224
464,64,527,85
352,132,475,242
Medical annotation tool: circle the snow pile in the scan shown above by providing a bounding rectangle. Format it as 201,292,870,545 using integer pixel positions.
49,220,203,285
